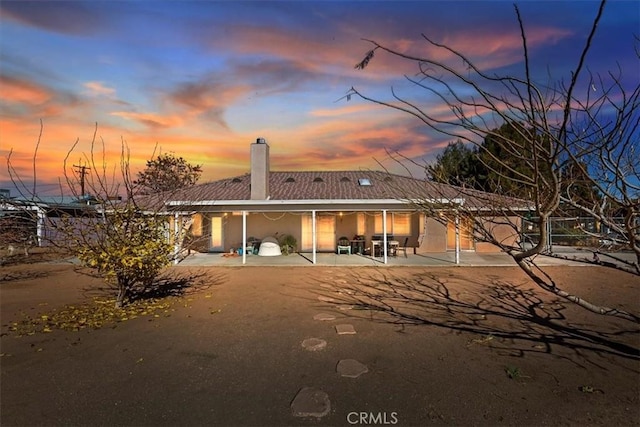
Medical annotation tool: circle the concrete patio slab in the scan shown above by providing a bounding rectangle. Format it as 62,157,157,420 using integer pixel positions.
175,251,543,267
175,247,632,268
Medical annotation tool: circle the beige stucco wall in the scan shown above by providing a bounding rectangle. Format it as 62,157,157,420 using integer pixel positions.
419,217,447,253
224,213,303,252
475,216,520,253
335,213,359,241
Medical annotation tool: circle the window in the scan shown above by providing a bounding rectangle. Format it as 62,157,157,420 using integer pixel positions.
357,213,366,236
393,213,411,235
374,212,411,235
358,178,371,186
374,213,392,234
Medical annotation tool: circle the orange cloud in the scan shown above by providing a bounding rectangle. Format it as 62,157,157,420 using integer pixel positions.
83,81,116,97
212,25,347,68
1,106,445,197
346,24,574,80
0,75,52,105
310,103,381,118
110,111,185,129
164,80,254,129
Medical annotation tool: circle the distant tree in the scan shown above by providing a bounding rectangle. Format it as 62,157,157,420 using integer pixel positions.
428,140,485,188
431,123,602,207
135,153,202,194
478,121,553,199
427,122,553,197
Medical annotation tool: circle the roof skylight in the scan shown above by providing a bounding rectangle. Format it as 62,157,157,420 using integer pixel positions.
358,178,372,186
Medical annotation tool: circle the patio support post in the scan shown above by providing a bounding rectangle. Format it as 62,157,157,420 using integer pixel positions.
546,218,553,253
312,210,317,264
36,208,45,247
173,213,180,265
242,210,247,265
382,209,388,264
455,211,460,265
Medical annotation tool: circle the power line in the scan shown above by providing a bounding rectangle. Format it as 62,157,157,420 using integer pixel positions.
73,163,91,196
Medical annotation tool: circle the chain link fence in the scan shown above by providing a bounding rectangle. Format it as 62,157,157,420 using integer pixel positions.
521,217,633,251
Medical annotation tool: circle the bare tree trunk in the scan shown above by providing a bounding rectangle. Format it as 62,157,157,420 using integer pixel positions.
514,257,639,322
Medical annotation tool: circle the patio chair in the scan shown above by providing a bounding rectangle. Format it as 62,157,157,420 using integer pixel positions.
397,237,409,258
337,236,351,254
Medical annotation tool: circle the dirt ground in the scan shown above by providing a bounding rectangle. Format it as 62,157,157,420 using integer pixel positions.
1,260,639,426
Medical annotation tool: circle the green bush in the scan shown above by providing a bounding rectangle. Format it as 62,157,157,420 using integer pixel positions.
75,206,172,307
278,234,297,255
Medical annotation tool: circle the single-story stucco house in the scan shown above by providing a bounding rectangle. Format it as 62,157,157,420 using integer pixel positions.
164,139,528,264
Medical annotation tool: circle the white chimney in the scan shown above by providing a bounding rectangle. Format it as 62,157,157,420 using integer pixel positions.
250,138,269,200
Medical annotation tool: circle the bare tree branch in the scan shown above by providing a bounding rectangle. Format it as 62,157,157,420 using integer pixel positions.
349,0,639,322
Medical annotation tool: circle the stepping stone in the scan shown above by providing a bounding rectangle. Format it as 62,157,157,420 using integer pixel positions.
291,387,331,418
313,313,336,321
317,296,335,303
301,338,327,351
337,359,369,378
335,279,348,284
335,324,356,335
337,305,355,311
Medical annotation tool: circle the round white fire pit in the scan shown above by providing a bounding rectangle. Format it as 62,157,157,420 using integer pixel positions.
258,236,282,256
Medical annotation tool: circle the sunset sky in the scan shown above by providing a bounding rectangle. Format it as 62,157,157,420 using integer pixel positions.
1,1,638,197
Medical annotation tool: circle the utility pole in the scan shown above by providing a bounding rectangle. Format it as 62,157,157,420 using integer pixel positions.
73,162,90,197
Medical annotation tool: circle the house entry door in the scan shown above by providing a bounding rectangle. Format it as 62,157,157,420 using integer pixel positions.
301,215,335,252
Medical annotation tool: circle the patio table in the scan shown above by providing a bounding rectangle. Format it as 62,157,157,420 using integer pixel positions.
372,240,399,257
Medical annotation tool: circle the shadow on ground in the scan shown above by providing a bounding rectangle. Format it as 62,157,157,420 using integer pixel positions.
309,269,640,365
76,267,228,303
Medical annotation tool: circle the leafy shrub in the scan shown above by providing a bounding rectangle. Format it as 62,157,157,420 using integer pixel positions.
75,206,172,307
278,234,297,255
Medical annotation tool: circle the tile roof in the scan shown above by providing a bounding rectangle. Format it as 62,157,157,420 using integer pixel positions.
167,170,529,210
171,170,423,201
